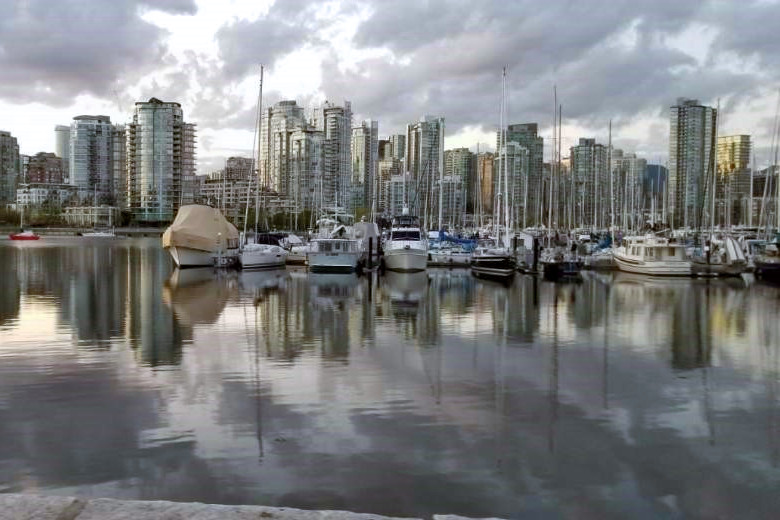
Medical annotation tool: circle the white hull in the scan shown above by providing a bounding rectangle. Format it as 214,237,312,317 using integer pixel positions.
384,248,428,272
307,252,361,273
614,252,692,276
428,251,471,267
167,246,215,268
240,245,288,270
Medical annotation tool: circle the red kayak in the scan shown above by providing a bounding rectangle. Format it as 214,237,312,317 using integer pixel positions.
9,230,40,240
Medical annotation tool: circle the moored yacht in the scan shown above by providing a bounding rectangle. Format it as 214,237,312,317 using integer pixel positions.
306,213,362,273
471,237,516,281
383,212,428,272
240,233,288,270
613,235,691,276
162,205,240,268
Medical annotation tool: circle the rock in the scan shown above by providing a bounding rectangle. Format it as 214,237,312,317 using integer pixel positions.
0,494,86,520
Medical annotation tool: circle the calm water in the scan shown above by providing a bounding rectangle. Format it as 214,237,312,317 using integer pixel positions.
1,238,780,518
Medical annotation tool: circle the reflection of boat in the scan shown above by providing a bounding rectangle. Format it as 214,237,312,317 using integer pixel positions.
614,235,691,276
163,268,236,325
384,271,428,305
162,205,240,268
309,273,359,306
240,268,288,291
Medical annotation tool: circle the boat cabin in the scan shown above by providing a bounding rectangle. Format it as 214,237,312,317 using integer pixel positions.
311,239,359,253
390,229,421,241
624,237,686,261
391,215,420,228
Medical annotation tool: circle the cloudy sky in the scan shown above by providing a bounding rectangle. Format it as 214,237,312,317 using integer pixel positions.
1,0,779,175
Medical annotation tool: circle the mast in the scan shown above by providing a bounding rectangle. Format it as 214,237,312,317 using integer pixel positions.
710,99,719,238
558,103,562,232
255,65,264,236
548,86,556,234
244,65,263,242
503,67,510,248
438,118,444,231
608,119,613,239
751,148,755,228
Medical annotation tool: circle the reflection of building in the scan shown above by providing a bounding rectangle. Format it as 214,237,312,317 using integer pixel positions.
0,247,20,326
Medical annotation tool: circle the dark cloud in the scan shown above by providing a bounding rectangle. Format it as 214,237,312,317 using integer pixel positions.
0,0,196,106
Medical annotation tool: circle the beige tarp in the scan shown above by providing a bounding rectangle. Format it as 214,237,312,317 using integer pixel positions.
162,205,239,252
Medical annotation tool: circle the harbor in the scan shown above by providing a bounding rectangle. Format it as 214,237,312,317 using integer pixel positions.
2,236,780,518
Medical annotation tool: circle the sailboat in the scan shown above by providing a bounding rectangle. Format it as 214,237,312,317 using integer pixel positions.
9,195,40,240
471,67,516,281
240,65,288,270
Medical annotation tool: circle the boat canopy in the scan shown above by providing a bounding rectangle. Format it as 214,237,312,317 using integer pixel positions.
162,205,239,252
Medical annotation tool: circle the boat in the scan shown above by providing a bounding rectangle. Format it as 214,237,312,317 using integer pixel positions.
471,238,516,281
9,200,40,240
162,204,240,268
306,214,362,273
613,235,692,276
690,235,747,277
427,231,473,267
540,246,584,281
9,229,40,241
383,212,428,272
240,233,288,269
754,234,780,282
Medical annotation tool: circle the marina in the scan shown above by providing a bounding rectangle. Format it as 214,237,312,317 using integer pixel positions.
2,237,780,518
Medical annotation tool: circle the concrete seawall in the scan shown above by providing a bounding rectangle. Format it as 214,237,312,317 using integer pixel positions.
0,494,502,520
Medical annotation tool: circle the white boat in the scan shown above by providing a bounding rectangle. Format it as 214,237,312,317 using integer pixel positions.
306,214,361,273
162,205,240,268
690,235,747,277
240,240,288,269
82,229,116,238
613,235,691,276
383,213,428,272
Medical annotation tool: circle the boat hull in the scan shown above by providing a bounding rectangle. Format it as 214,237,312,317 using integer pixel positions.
542,260,584,281
240,247,288,270
427,251,471,267
471,254,516,281
9,233,40,240
307,252,360,273
691,259,746,277
614,253,692,276
384,248,428,272
166,246,239,269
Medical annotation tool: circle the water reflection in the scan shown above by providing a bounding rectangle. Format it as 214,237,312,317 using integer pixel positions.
2,240,780,517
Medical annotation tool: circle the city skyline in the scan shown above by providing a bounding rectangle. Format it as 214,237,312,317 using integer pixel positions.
1,0,779,176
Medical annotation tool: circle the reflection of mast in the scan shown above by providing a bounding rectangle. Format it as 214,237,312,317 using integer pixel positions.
242,296,264,461
701,283,716,447
603,279,610,410
548,285,560,454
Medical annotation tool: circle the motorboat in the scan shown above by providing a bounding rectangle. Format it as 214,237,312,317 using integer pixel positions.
240,233,288,270
540,247,584,281
162,205,240,268
613,235,692,276
427,230,473,267
306,213,361,273
383,212,428,272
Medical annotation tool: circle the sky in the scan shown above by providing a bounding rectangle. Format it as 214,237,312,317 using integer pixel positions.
1,0,780,176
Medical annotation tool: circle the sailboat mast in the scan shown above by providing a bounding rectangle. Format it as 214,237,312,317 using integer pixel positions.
438,118,445,231
608,119,613,239
503,67,510,248
711,99,719,237
548,86,556,233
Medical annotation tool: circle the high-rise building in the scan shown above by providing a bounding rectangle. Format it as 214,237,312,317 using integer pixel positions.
444,148,475,213
611,149,647,229
501,123,543,225
126,98,197,223
668,98,717,229
225,156,253,181
377,157,402,214
351,119,379,212
378,139,392,161
390,134,406,162
0,131,20,207
386,174,415,217
477,152,494,215
69,115,114,202
289,127,323,212
316,101,352,209
494,142,530,229
27,152,64,184
259,100,308,195
55,125,71,181
717,134,752,226
406,116,443,217
112,125,126,208
570,138,608,228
